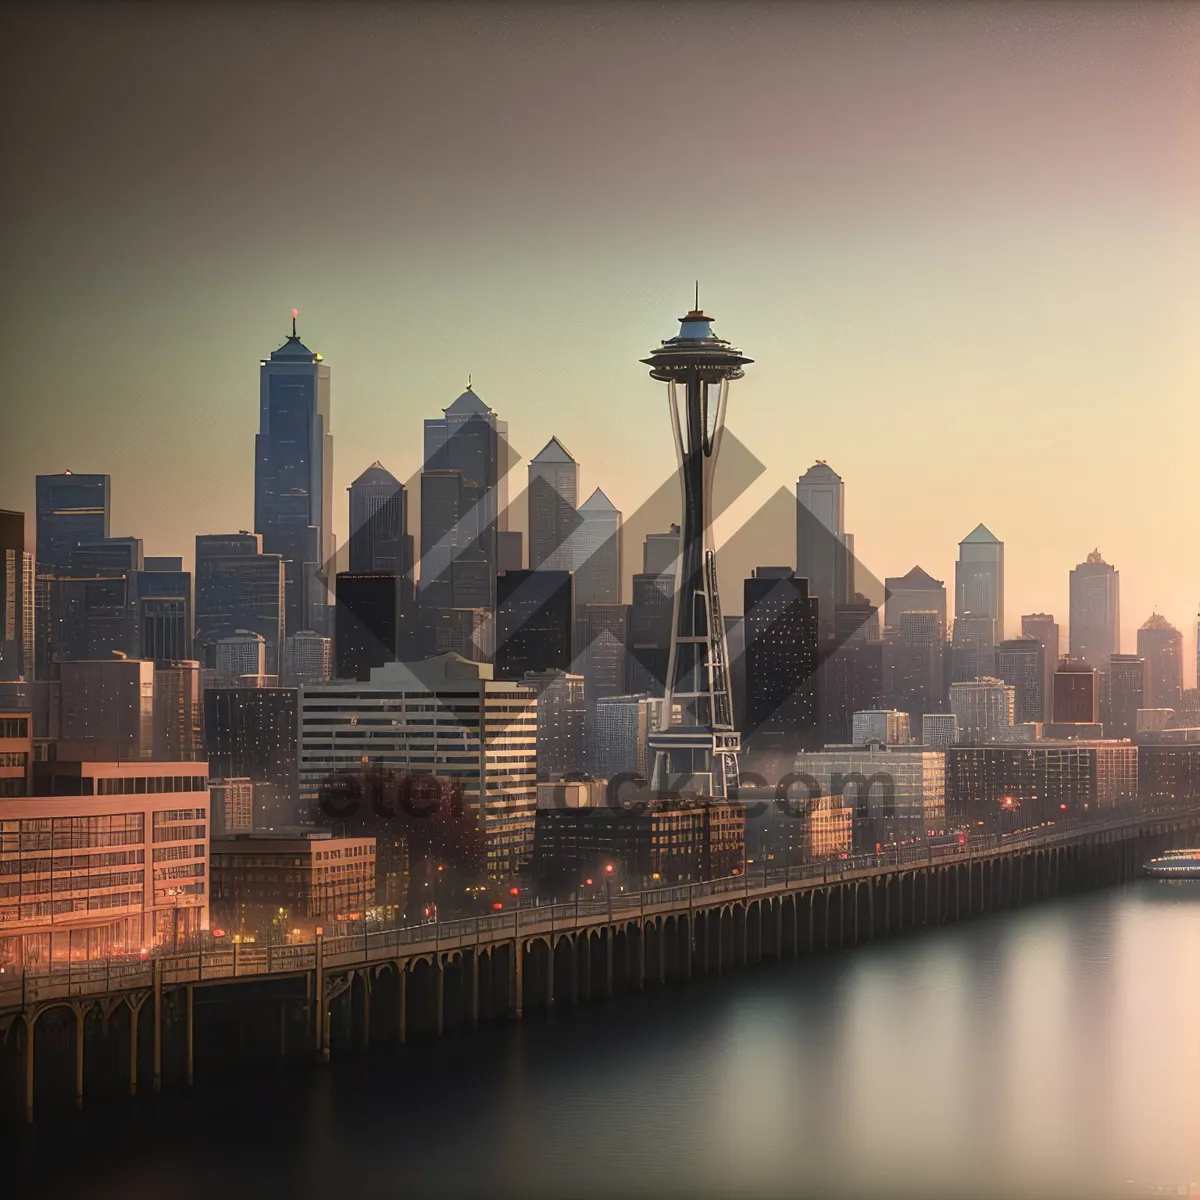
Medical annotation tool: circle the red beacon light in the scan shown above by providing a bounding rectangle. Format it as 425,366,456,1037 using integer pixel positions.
492,902,504,911
604,864,614,875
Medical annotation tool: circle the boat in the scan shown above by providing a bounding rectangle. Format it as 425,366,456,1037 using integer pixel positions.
1144,849,1200,878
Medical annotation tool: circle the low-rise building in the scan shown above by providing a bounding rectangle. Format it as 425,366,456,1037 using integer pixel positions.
0,760,210,968
209,831,376,939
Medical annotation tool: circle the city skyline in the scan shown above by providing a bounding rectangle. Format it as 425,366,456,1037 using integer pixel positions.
1,3,1197,678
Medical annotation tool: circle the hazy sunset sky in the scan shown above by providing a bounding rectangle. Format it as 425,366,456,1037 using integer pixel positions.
2,2,1197,677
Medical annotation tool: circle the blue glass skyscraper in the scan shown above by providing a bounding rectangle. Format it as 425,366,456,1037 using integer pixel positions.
255,312,333,636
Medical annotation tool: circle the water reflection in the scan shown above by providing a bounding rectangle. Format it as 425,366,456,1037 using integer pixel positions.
12,882,1200,1200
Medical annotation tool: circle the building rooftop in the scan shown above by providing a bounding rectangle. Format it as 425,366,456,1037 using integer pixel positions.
579,487,618,513
444,384,492,416
888,565,945,590
531,436,576,464
960,523,1001,545
798,461,842,484
350,461,401,488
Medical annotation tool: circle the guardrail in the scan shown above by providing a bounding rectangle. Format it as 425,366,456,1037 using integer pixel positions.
3,803,1197,1012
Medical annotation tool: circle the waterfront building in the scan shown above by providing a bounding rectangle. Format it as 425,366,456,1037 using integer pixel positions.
0,759,209,968
298,654,536,877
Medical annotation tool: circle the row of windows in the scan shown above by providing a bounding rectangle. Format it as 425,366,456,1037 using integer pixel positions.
0,752,27,768
0,849,145,874
151,824,207,843
152,862,206,881
96,775,207,795
0,717,29,739
152,843,205,863
0,869,145,898
7,891,142,919
153,808,207,824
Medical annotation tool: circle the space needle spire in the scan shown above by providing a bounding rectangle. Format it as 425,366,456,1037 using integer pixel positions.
641,297,752,799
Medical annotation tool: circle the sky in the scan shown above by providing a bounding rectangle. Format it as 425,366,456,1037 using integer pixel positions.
1,2,1197,680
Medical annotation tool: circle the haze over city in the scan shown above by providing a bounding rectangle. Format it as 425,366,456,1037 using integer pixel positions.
2,1,1197,671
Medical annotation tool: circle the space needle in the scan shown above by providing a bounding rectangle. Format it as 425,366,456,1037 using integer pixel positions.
642,291,751,799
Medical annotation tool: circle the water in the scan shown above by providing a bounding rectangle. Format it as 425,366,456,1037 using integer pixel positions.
10,881,1200,1199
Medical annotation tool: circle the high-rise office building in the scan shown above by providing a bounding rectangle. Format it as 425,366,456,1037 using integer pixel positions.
883,566,947,633
422,384,509,612
347,462,412,579
203,686,299,828
949,677,1015,743
627,571,673,698
524,669,586,779
1021,614,1059,722
955,524,1004,642
0,510,28,681
215,632,267,687
576,602,628,700
950,614,996,683
922,712,958,749
796,462,853,639
59,657,156,760
743,567,819,748
572,489,622,606
819,635,884,746
194,532,286,674
138,560,192,664
995,636,1045,725
851,710,910,747
886,610,945,723
153,660,204,761
642,524,680,578
431,607,491,661
298,656,537,876
254,314,333,637
282,630,333,687
333,572,415,681
588,693,656,781
1104,653,1145,739
495,569,573,679
35,472,111,573
1137,613,1183,711
528,436,578,572
34,473,112,679
47,555,142,665
1069,550,1120,669
1052,661,1100,725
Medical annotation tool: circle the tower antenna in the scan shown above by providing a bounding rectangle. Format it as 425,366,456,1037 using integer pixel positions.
291,308,298,338
694,280,699,313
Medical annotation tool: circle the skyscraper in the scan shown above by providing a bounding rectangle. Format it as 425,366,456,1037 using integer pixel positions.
34,472,111,677
1137,613,1183,710
34,472,111,573
1069,550,1120,669
1021,614,1059,722
524,669,586,779
282,630,333,687
528,437,578,572
887,610,945,724
194,533,285,674
743,567,819,749
0,510,28,681
348,462,411,579
643,524,680,578
422,383,508,612
1104,653,1145,739
883,566,946,633
59,657,155,760
796,461,853,639
254,313,333,637
576,602,628,700
333,572,415,681
215,632,267,686
137,559,192,663
1052,661,1100,725
494,569,573,679
153,659,204,761
572,488,622,605
995,636,1045,725
950,614,996,683
644,301,747,798
949,678,1015,743
955,524,1004,643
